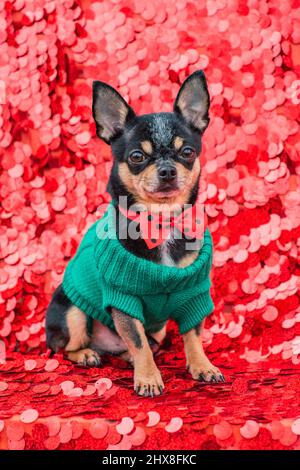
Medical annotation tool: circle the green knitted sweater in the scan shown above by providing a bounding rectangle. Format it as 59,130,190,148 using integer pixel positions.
62,204,214,335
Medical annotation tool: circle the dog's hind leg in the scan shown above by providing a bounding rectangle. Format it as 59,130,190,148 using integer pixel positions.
64,306,101,366
46,285,71,353
46,285,101,367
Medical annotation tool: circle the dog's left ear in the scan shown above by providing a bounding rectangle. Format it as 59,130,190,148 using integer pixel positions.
92,81,136,143
174,70,210,134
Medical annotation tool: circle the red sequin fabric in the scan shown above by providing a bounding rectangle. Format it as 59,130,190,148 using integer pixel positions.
0,0,300,450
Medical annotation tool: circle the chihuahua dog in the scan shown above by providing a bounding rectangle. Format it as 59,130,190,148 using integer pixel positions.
46,71,224,397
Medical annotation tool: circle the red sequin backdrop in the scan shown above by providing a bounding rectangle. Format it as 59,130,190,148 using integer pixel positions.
0,0,300,451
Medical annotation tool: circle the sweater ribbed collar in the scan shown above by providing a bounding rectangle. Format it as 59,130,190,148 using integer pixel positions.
94,203,213,295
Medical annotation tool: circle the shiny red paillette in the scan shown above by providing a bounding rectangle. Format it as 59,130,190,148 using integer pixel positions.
0,0,300,451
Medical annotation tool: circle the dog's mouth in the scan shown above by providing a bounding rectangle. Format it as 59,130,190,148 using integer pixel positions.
147,182,180,199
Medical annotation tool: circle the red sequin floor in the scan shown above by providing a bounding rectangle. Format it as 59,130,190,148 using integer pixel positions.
1,332,300,450
1,0,300,451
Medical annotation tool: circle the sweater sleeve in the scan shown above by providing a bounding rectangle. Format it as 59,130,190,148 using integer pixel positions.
171,290,214,334
102,284,145,324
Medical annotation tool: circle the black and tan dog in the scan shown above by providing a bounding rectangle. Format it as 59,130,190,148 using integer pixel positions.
46,71,224,397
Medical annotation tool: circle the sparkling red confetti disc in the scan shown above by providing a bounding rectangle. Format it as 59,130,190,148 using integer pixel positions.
0,382,8,392
20,409,39,424
8,438,25,450
59,423,73,444
146,411,161,427
89,420,109,439
130,426,147,447
44,436,60,450
24,359,37,371
213,421,233,440
116,417,134,435
45,359,59,372
47,417,61,437
6,422,24,441
291,419,300,436
240,420,260,439
165,417,183,433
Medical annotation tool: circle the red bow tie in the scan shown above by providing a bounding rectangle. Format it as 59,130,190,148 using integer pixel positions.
119,203,207,249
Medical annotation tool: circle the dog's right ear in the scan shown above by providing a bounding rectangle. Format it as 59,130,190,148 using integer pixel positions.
92,81,136,143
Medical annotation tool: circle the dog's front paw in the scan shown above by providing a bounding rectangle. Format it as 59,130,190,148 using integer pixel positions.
67,348,102,367
188,360,225,383
134,366,164,397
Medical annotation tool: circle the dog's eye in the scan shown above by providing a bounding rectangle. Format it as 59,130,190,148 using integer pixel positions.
181,147,196,159
128,151,145,164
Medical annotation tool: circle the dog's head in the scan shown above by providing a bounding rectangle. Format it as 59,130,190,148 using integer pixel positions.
92,71,210,210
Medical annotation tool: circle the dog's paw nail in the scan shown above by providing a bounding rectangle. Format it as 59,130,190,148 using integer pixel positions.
81,356,88,366
92,355,102,367
135,381,163,397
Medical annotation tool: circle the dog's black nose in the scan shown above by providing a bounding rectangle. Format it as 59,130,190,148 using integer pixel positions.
158,166,177,182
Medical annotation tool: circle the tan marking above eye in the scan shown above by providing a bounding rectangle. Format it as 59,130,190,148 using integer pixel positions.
174,136,184,151
141,140,153,155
